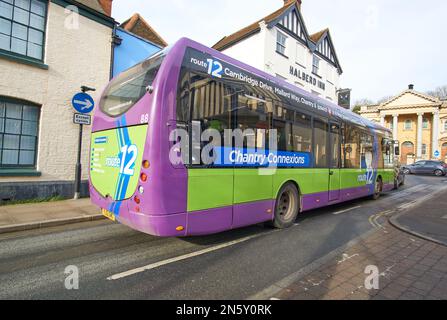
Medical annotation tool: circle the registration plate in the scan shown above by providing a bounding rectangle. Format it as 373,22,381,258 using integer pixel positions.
102,208,116,221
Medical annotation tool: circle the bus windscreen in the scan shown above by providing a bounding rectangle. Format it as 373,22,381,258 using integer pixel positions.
100,51,167,117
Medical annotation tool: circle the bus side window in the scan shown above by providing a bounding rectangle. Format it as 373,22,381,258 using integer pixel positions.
189,72,232,166
272,102,291,152
234,93,270,150
343,125,360,169
314,119,328,168
176,68,190,122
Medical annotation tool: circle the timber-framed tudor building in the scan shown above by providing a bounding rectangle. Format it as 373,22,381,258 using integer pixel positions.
213,0,343,103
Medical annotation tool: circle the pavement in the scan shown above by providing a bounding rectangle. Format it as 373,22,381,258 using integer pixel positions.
268,220,447,300
262,180,447,300
0,175,446,299
0,198,103,233
390,190,447,246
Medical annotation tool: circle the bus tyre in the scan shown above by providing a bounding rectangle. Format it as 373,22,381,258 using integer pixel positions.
393,178,399,190
371,178,382,200
272,183,299,229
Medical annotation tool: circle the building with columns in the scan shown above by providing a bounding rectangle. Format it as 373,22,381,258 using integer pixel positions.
359,85,447,164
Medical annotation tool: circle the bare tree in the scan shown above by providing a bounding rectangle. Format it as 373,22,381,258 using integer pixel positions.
377,95,394,104
353,98,374,107
426,85,447,100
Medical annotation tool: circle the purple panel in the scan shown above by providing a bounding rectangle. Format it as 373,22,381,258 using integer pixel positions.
302,185,377,212
329,190,341,202
187,207,233,236
232,200,274,229
301,191,329,211
340,185,372,202
119,210,187,237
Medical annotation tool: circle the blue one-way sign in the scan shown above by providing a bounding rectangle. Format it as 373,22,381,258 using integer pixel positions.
434,150,440,158
72,92,95,114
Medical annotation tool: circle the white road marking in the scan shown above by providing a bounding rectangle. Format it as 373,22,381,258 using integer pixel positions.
385,184,428,200
442,215,447,220
332,205,361,215
107,231,275,280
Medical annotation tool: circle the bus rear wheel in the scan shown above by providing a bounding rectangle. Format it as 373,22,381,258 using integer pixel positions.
272,183,299,229
371,178,382,200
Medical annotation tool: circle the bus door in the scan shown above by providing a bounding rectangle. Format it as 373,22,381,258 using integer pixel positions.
329,122,342,202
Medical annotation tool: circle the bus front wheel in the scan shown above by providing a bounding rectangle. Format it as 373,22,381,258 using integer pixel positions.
272,183,299,229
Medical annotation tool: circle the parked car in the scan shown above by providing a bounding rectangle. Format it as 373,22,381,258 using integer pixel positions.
402,160,447,176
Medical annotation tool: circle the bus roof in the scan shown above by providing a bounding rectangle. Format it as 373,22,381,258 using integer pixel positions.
168,37,390,134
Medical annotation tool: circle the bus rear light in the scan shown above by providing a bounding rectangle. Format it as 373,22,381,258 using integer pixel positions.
135,206,140,212
138,186,144,194
142,160,150,169
140,173,148,182
134,196,141,204
176,226,184,231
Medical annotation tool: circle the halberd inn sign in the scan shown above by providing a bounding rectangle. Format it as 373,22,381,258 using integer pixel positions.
289,65,326,91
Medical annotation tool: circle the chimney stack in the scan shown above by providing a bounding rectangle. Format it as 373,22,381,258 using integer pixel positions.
408,84,414,90
98,0,113,16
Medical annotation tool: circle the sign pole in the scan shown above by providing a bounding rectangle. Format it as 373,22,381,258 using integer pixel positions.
74,123,83,200
72,86,95,200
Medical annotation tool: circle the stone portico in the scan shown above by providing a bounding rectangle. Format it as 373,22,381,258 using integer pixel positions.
359,85,447,164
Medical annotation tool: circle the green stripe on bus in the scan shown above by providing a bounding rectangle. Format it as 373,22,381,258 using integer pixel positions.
187,168,395,212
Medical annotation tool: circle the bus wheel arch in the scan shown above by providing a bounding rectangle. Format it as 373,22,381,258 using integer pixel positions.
371,176,383,200
270,181,301,229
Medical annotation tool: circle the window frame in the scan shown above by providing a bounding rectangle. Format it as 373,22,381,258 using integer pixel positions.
0,97,40,169
421,143,427,155
0,0,48,63
312,54,320,76
276,30,287,57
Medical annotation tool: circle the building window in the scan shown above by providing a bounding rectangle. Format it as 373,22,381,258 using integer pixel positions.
444,120,447,132
312,55,320,75
404,120,412,130
0,0,47,61
422,144,427,155
276,31,287,56
0,98,40,168
422,118,429,129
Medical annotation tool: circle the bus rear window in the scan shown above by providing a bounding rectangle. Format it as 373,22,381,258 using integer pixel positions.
100,51,167,117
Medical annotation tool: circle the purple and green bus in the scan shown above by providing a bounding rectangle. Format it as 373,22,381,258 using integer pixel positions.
89,38,399,237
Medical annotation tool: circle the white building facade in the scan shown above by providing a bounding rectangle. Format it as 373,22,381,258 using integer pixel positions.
213,0,343,103
0,0,114,202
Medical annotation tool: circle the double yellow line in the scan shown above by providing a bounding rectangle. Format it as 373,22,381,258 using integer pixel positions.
368,210,393,229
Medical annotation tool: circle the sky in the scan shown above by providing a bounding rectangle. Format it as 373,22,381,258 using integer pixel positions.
112,0,447,104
